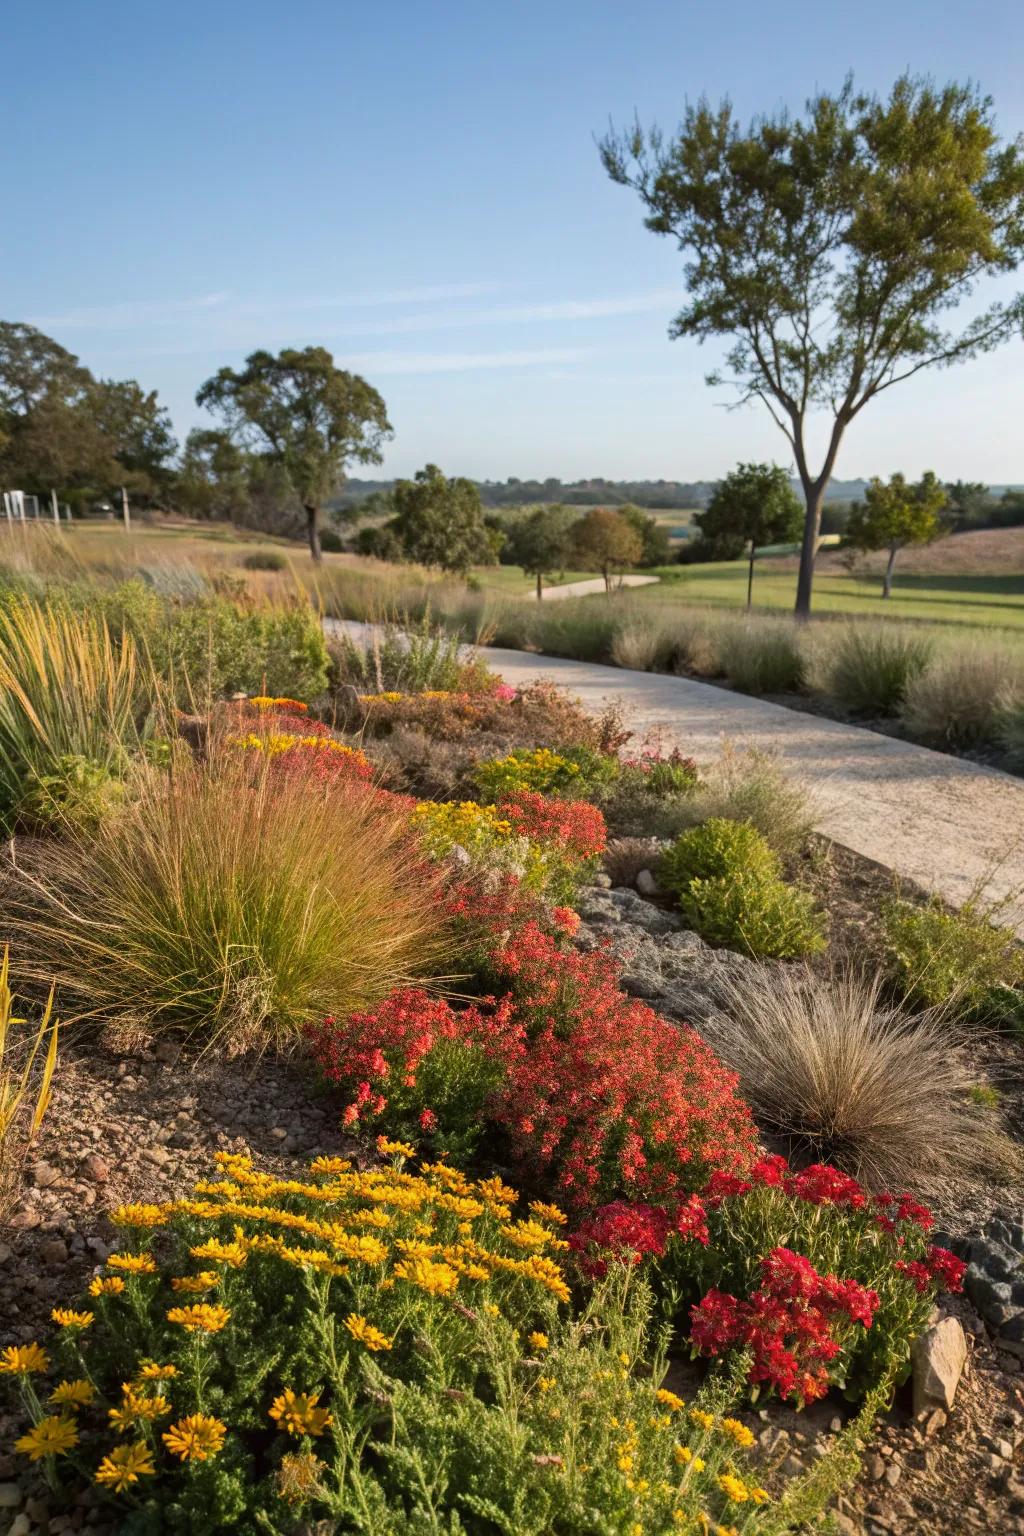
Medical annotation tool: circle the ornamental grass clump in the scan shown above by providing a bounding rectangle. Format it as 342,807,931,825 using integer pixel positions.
659,820,826,960
0,949,58,1219
824,625,934,717
0,599,150,832
6,755,448,1049
699,965,1018,1189
1,1144,821,1535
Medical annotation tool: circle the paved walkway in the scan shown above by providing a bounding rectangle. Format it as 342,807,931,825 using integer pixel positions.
538,574,660,600
481,646,1024,925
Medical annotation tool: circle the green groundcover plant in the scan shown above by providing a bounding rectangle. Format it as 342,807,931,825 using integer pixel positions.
658,821,826,960
0,1145,853,1536
881,894,1024,1028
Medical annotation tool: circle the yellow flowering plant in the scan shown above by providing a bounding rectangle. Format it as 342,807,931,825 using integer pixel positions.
2,1144,863,1533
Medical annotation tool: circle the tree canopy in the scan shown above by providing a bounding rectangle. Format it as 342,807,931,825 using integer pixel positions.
846,471,947,597
391,463,496,575
600,74,1024,616
697,463,803,607
570,508,644,592
505,504,578,598
0,321,177,504
196,347,391,560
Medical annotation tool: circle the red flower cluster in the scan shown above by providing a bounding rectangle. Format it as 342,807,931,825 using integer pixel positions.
307,989,521,1132
897,1246,966,1295
570,1194,709,1278
488,921,757,1204
690,1247,880,1404
496,790,608,861
269,740,374,785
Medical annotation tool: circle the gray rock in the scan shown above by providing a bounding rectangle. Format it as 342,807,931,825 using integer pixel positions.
37,1237,68,1266
0,1484,23,1509
635,868,660,896
911,1316,968,1414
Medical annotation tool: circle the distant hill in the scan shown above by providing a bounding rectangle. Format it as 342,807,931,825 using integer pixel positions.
334,476,1024,512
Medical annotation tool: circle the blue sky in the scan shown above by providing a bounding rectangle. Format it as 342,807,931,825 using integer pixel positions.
6,0,1024,481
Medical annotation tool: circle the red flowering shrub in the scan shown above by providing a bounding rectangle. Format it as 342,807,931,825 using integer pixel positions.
307,989,523,1159
486,920,757,1205
570,1155,966,1403
496,790,608,863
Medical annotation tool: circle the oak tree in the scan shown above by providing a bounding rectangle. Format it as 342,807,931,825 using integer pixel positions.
846,471,947,597
697,463,803,607
571,507,643,592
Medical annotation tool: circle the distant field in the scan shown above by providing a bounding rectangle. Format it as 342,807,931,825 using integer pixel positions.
631,561,1024,631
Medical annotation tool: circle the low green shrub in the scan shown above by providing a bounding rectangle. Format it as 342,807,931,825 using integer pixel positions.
17,754,125,832
6,756,448,1048
0,1148,833,1535
881,894,1024,1026
240,549,287,571
680,872,827,959
715,620,807,695
659,818,781,889
679,746,816,860
659,820,826,959
595,752,701,839
826,626,934,717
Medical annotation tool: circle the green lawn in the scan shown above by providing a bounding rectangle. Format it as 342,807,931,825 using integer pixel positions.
630,562,1024,632
474,565,597,595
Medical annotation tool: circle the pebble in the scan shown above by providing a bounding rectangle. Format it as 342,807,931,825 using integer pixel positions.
31,1162,59,1189
37,1238,68,1266
80,1153,110,1183
0,1483,23,1507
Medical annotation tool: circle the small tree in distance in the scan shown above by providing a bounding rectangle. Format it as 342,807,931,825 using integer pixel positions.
571,508,644,593
506,504,577,598
846,472,948,598
392,463,495,575
696,463,804,609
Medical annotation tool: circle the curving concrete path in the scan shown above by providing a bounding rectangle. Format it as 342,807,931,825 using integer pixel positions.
480,646,1024,927
537,574,660,600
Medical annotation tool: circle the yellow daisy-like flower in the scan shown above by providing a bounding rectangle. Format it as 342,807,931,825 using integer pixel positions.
16,1415,79,1461
162,1414,227,1462
268,1387,333,1439
109,1385,171,1432
170,1270,220,1293
110,1203,164,1228
95,1441,156,1492
166,1303,230,1333
376,1136,415,1158
528,1199,567,1226
344,1313,393,1352
750,1488,770,1504
136,1360,178,1381
309,1156,351,1175
537,1377,555,1394
483,1303,500,1317
720,1416,755,1448
89,1275,126,1297
51,1308,94,1330
49,1379,96,1408
107,1252,158,1275
0,1343,49,1375
528,1331,549,1352
655,1388,684,1412
718,1473,750,1503
393,1255,459,1296
189,1237,247,1268
673,1445,705,1471
689,1408,715,1432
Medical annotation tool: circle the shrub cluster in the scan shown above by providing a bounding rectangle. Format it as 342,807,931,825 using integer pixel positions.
472,743,618,801
882,894,1024,1028
310,879,757,1206
659,819,826,959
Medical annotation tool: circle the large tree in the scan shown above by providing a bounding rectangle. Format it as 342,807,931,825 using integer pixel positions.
196,347,391,561
600,75,1024,616
697,462,803,608
391,463,495,575
506,503,577,598
846,471,947,597
570,507,643,592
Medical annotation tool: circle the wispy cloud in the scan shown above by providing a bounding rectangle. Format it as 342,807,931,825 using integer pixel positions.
338,347,591,375
30,293,231,329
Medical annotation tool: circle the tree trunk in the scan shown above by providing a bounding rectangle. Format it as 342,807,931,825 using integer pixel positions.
882,545,898,599
304,503,323,563
536,571,543,601
794,485,824,620
747,542,756,610
603,565,612,594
